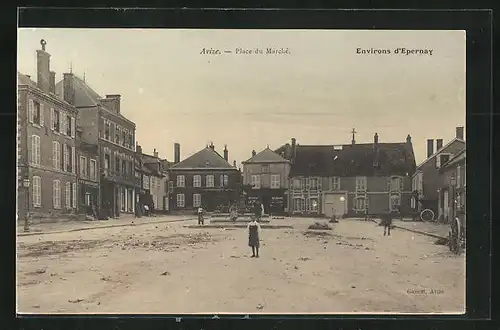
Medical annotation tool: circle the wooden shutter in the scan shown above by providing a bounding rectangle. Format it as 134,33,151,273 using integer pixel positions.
53,180,57,208
28,99,34,123
71,117,76,138
72,146,76,173
52,141,57,168
30,135,35,164
51,108,55,130
72,182,77,208
63,143,68,171
39,104,44,126
65,182,71,209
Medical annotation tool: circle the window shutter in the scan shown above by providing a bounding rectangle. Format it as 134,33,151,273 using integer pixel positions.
28,99,34,123
53,180,57,208
72,182,77,208
63,143,68,171
72,146,76,173
30,136,35,163
51,108,55,130
71,117,76,138
39,103,44,126
65,182,71,209
52,141,57,168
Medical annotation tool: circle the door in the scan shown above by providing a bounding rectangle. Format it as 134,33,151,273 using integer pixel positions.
443,190,449,222
324,193,346,218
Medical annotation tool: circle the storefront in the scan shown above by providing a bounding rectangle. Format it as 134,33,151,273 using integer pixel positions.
246,188,287,215
78,179,99,215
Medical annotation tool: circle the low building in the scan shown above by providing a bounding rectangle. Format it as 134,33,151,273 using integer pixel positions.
136,146,169,213
276,134,416,218
168,143,240,212
241,146,291,215
438,149,466,223
411,126,465,220
17,40,79,223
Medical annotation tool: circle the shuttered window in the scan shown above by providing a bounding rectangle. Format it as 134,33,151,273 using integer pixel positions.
53,180,61,209
72,182,77,208
31,135,40,165
65,182,71,209
32,176,41,207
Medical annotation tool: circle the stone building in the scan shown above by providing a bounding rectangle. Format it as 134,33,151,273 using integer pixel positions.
17,40,78,223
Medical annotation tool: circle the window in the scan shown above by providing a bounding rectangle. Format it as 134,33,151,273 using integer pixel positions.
121,187,126,211
31,135,41,165
66,115,73,136
63,144,74,172
122,159,127,175
28,99,43,126
32,176,41,207
193,194,201,207
220,174,228,187
261,165,270,173
168,181,173,193
251,175,261,189
65,182,71,209
390,194,400,211
310,178,321,191
206,175,215,188
355,197,366,211
53,180,61,209
85,193,91,206
223,174,229,187
436,153,451,168
293,197,304,212
153,195,158,208
79,156,87,178
456,166,461,188
143,175,150,190
306,197,319,212
292,178,301,190
271,174,280,189
356,177,367,191
51,108,60,132
388,176,402,192
193,175,201,187
104,121,110,140
115,154,120,172
90,159,97,181
122,130,127,147
115,126,121,144
176,175,185,187
52,141,61,169
128,133,133,150
104,154,110,171
176,193,185,207
331,177,340,191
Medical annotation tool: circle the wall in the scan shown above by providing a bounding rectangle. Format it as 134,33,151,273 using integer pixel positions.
243,163,290,189
76,107,99,144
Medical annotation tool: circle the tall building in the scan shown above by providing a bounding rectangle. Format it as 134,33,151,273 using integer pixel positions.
56,73,137,218
17,40,79,223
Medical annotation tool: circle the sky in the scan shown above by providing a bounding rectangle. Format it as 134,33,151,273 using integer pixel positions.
17,29,466,167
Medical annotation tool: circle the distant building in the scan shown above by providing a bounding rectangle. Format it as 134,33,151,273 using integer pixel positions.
17,41,79,223
168,143,240,212
438,149,466,223
411,127,465,220
76,125,99,215
56,73,137,218
241,147,291,215
276,134,416,218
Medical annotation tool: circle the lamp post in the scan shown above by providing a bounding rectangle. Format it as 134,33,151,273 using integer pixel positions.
22,178,31,232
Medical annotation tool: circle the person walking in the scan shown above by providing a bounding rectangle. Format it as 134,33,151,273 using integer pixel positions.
247,217,261,258
197,206,204,225
382,210,393,236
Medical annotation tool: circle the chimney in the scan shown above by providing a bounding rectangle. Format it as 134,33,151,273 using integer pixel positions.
284,143,291,159
103,94,121,114
406,134,412,144
63,73,75,104
223,145,228,161
153,148,158,158
209,142,215,150
374,133,379,145
373,133,380,167
456,126,464,140
49,71,56,94
136,144,143,155
436,139,443,151
36,39,50,93
252,150,256,157
174,143,180,164
233,160,237,168
427,139,434,158
291,138,297,161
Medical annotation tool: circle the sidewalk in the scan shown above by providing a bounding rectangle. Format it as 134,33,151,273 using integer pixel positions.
391,220,450,239
17,215,196,236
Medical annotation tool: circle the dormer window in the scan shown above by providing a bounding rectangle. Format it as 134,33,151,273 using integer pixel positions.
436,153,451,168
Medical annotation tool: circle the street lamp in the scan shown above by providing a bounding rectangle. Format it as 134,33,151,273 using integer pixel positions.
22,178,30,232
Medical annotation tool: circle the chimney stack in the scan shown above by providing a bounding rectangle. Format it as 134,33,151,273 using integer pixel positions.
252,150,256,157
436,139,443,151
174,143,180,164
63,73,75,105
49,71,56,94
223,145,228,161
374,133,379,145
102,94,121,114
37,39,51,93
233,160,237,168
209,142,215,150
153,148,158,158
427,139,434,158
456,126,464,140
406,134,412,144
291,138,297,161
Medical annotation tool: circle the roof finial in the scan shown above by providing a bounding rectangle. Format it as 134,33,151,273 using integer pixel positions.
40,39,47,51
69,62,73,74
351,128,357,145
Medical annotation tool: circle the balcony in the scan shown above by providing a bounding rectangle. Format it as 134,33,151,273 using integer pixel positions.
101,168,137,186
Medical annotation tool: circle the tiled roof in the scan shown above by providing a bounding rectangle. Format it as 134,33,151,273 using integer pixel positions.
172,147,235,170
276,142,416,177
17,72,37,87
441,148,466,170
242,147,290,164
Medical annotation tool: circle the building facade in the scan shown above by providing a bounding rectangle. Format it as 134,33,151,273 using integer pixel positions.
76,126,100,215
168,143,241,213
56,73,137,218
241,147,291,215
276,134,416,218
411,126,465,220
136,146,169,213
17,41,79,223
438,149,466,224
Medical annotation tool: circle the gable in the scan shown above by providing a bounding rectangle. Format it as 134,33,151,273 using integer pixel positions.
243,148,290,164
172,147,235,170
416,138,465,169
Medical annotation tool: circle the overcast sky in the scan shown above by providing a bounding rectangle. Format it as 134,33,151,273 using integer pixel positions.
18,29,465,166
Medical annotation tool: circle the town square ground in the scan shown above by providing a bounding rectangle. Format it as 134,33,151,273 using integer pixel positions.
17,217,465,314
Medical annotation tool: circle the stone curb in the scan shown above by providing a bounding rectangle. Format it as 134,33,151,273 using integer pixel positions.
17,217,197,237
183,224,294,229
369,218,447,240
